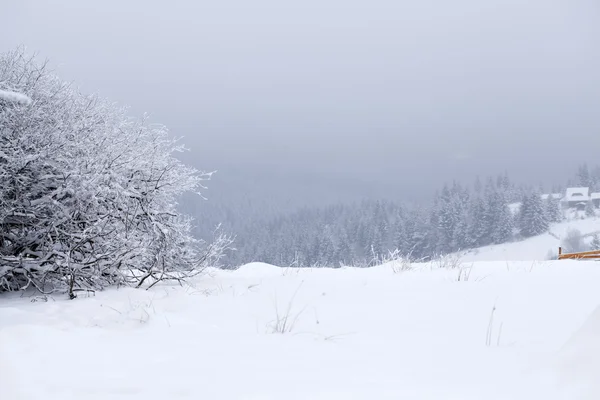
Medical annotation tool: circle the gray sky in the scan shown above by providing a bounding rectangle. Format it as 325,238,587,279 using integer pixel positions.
3,0,600,204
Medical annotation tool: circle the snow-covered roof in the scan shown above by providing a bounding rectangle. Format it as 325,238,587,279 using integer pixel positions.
541,193,562,200
565,187,590,202
591,193,600,200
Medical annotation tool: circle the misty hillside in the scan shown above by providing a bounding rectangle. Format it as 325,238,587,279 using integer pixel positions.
184,165,600,268
461,215,600,262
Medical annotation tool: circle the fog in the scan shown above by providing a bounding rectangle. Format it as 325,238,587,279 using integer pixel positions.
3,0,600,205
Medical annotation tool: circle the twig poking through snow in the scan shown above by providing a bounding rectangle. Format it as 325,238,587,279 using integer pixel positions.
486,303,496,347
269,282,307,334
497,322,503,347
0,89,32,105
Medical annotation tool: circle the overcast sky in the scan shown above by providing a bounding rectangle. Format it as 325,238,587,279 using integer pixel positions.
2,0,600,204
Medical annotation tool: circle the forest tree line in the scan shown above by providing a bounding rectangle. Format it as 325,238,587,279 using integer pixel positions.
187,165,600,268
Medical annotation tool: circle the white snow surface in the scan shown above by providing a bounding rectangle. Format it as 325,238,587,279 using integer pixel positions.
0,89,32,105
461,217,600,262
2,260,600,399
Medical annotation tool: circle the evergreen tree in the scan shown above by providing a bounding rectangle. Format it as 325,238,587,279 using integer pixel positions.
474,176,482,194
577,163,592,188
497,173,511,193
545,195,563,223
452,211,469,250
393,211,409,255
467,197,488,247
585,199,596,218
427,199,441,255
406,208,430,260
482,178,500,241
591,234,600,250
492,203,514,244
591,166,600,191
335,228,353,266
518,194,530,235
520,192,549,237
437,185,455,253
318,228,335,265
451,184,470,250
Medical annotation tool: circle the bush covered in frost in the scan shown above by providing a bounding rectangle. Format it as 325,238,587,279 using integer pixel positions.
0,48,231,298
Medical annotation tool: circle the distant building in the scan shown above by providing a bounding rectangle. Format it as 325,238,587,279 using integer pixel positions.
563,187,590,210
534,188,600,212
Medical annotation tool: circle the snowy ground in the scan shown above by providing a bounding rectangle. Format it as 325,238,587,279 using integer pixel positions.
461,216,600,262
2,260,600,399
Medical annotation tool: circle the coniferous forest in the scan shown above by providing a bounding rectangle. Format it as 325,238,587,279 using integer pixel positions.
185,165,600,268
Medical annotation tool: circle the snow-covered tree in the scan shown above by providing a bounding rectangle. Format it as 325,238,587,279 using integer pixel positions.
519,192,549,237
335,228,353,266
591,234,600,250
545,195,563,223
0,48,231,297
585,199,596,218
392,209,413,256
577,163,593,189
492,203,514,244
436,185,455,253
474,176,482,194
466,196,487,248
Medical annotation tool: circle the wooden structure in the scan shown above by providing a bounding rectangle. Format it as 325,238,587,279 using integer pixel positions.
558,247,600,260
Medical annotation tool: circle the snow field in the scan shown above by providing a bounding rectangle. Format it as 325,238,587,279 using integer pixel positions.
2,260,600,399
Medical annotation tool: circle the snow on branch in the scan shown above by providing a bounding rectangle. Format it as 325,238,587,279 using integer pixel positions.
0,89,32,105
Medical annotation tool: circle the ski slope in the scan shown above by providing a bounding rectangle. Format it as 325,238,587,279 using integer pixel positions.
2,261,600,399
461,216,600,262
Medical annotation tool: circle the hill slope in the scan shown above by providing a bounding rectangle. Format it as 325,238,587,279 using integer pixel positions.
2,261,600,399
461,216,600,262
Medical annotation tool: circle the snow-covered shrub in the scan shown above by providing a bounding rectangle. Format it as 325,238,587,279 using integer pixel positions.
0,48,231,298
561,229,586,254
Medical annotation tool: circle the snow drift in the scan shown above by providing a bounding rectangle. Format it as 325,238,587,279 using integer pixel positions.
2,260,600,399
